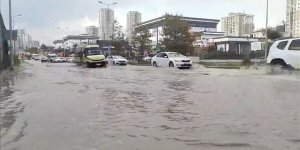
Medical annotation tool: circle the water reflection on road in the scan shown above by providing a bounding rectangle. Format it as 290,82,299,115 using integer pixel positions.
0,62,300,150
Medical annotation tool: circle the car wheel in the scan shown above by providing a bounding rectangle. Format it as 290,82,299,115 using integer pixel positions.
268,59,289,74
153,62,158,67
169,62,175,68
86,62,91,68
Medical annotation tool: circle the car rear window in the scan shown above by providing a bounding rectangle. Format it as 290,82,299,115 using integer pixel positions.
277,41,288,50
289,39,300,51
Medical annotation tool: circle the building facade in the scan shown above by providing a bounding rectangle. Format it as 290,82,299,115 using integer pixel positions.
16,29,34,51
286,0,300,37
62,34,99,50
99,8,114,40
221,13,254,36
134,15,221,47
127,11,142,43
86,26,99,36
53,40,64,50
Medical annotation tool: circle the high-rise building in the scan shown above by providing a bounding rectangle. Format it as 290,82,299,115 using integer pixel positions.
221,13,254,36
99,8,114,40
286,0,300,37
86,26,99,36
127,11,141,42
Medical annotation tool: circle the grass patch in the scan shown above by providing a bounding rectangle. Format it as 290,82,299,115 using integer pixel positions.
128,60,152,66
199,62,241,69
14,55,21,65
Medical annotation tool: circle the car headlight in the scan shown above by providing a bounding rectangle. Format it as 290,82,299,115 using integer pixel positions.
174,60,181,63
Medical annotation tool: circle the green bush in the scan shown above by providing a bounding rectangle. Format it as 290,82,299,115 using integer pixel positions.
14,55,21,65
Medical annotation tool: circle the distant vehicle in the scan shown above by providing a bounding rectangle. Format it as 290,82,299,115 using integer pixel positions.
40,56,48,62
267,38,300,69
67,57,75,63
34,57,40,61
74,45,106,67
143,56,152,62
151,52,192,69
47,54,58,62
106,55,128,65
60,57,67,63
52,57,62,63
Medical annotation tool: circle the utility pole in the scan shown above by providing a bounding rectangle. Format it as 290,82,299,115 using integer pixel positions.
265,0,269,61
9,0,14,69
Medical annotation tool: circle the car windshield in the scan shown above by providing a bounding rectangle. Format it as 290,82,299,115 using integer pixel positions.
85,48,102,55
167,53,184,58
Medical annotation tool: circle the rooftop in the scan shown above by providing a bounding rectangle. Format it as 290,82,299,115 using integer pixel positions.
63,34,99,41
134,15,220,28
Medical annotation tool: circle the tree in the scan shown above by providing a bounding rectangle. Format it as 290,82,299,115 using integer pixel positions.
132,26,152,54
161,14,195,55
40,44,47,51
113,20,125,41
268,29,282,40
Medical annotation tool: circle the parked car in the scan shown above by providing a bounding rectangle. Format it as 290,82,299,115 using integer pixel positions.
40,56,48,62
52,57,63,63
61,57,67,63
143,56,152,62
47,54,58,63
33,57,40,61
267,38,300,69
67,57,75,63
151,52,192,69
106,55,128,65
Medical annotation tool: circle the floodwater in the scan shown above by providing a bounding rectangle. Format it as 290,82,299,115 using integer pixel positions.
1,61,300,150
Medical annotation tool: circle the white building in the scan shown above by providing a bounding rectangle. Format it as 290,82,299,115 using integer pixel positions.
127,11,141,43
33,40,40,48
86,26,99,36
16,29,34,51
53,40,64,50
251,28,266,38
286,0,300,37
221,13,254,36
62,34,99,50
134,15,222,47
99,8,114,40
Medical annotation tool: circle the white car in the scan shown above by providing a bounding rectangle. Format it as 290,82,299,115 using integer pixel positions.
67,57,75,63
106,55,128,65
143,56,152,62
52,57,62,63
151,52,192,69
267,38,300,69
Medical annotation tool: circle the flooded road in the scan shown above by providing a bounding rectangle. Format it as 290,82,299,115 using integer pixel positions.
1,61,300,150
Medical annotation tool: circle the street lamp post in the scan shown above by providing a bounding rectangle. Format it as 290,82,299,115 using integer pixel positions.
98,1,117,55
12,14,22,53
9,0,14,68
265,0,269,61
13,14,22,30
57,27,69,57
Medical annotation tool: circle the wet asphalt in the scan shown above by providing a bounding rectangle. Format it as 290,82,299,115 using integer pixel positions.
0,61,300,150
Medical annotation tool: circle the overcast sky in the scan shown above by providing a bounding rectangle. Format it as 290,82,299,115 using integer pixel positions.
0,0,286,45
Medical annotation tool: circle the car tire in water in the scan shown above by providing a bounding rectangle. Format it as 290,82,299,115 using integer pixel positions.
267,59,290,74
169,62,175,68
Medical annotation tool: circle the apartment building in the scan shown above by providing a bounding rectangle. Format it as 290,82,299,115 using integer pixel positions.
221,13,254,36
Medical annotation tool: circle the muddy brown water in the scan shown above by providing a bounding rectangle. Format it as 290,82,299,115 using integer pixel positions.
0,61,300,150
